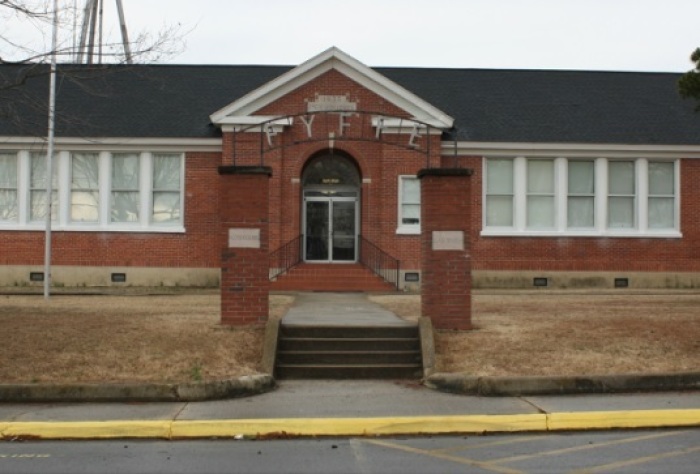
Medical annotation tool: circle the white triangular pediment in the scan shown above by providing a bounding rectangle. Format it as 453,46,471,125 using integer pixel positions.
210,47,454,130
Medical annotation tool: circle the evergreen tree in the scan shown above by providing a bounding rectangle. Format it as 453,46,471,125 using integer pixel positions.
678,48,700,111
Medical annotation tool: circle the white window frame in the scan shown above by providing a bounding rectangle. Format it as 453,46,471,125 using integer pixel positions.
110,152,142,225
482,157,680,238
397,175,421,234
0,152,19,223
526,158,557,230
0,150,185,233
70,152,101,224
566,159,596,230
150,153,185,226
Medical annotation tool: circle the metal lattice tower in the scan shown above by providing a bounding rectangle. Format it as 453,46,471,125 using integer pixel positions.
76,0,133,64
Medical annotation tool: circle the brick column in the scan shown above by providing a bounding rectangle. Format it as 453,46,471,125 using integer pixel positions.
418,168,473,330
219,166,271,326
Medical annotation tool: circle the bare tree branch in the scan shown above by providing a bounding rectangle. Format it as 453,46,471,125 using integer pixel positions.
0,0,50,18
1,1,186,68
1,1,189,141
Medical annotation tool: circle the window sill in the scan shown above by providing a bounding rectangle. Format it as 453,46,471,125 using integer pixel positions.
0,224,186,234
396,226,421,235
480,229,683,239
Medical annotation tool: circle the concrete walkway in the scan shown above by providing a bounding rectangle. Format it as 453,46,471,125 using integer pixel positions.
281,292,413,326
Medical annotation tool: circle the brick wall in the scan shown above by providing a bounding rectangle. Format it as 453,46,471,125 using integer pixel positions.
219,167,270,326
224,69,430,270
419,168,473,330
3,70,698,286
445,156,700,274
0,152,221,269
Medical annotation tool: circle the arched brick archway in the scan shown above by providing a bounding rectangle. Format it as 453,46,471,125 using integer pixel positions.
300,150,362,263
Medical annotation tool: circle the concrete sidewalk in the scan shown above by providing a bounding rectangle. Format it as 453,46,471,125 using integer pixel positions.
1,381,699,439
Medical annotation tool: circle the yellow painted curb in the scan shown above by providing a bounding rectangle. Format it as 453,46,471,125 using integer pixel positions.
547,409,700,431
2,410,699,440
1,421,171,440
171,414,547,438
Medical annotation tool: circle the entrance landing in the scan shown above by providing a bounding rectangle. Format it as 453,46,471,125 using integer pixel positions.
281,292,414,327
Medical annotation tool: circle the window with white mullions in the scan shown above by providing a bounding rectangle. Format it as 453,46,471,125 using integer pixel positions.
111,153,140,223
398,176,421,233
526,159,555,229
608,161,636,229
483,157,679,237
70,152,100,223
485,159,514,227
648,161,675,229
30,152,58,222
567,160,595,229
152,154,182,224
0,153,18,222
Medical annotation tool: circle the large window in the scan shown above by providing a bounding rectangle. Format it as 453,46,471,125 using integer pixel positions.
398,176,420,233
567,161,595,228
71,152,100,223
526,160,555,229
648,161,675,229
30,152,58,222
607,161,635,229
111,153,140,223
484,157,679,237
0,150,184,232
0,153,18,222
152,154,182,224
485,159,514,227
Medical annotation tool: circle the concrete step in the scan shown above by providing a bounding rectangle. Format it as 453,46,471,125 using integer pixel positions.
277,350,422,365
280,325,418,338
275,324,422,380
275,364,423,380
278,337,420,351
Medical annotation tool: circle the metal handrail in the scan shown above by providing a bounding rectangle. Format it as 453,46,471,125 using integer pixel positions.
358,235,400,290
269,234,303,280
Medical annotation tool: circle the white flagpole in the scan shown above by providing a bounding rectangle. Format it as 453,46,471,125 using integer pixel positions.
44,0,59,300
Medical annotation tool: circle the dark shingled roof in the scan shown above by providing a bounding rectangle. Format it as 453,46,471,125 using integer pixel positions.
1,63,699,145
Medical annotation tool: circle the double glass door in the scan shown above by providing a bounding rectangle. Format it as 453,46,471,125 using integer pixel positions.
304,196,357,262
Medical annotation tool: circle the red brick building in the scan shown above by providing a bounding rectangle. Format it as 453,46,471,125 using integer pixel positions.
1,48,699,290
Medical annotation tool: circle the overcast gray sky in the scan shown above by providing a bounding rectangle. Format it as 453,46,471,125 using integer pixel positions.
4,0,700,72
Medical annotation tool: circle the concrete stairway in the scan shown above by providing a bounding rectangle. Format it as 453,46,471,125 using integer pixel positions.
270,263,396,292
275,324,423,379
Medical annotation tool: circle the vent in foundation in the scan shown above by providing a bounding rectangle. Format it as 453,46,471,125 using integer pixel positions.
111,273,127,283
614,278,629,288
533,277,548,287
404,272,420,282
29,272,44,282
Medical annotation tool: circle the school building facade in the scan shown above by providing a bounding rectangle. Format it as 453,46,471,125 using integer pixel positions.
1,47,699,294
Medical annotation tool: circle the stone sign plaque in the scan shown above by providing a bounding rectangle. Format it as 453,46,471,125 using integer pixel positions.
432,231,464,251
228,228,260,249
307,95,357,112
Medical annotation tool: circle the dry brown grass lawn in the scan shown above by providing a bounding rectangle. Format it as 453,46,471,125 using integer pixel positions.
0,293,294,384
1,291,698,384
369,292,700,376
